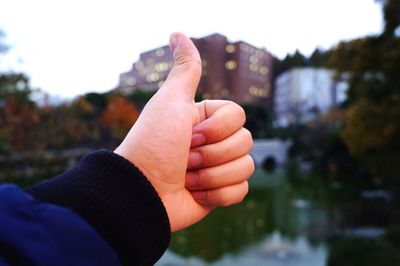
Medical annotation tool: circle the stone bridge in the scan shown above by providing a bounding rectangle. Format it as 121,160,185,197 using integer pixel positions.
250,139,292,166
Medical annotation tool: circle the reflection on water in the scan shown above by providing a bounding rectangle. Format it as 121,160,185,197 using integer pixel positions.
157,168,332,266
159,232,326,266
157,166,400,265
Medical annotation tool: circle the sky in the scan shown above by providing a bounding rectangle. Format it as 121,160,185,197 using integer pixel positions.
0,0,383,99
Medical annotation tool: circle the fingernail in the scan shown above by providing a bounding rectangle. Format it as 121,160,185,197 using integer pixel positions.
185,171,198,187
192,191,207,202
169,33,180,55
191,133,206,148
188,151,203,168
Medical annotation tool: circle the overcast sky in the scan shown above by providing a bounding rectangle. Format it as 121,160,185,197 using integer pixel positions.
0,0,383,99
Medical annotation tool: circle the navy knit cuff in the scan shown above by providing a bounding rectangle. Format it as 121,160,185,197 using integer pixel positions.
26,150,171,266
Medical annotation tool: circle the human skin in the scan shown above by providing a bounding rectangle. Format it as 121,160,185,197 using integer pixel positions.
115,32,254,232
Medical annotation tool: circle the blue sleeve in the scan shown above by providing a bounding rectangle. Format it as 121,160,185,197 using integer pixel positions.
0,184,120,266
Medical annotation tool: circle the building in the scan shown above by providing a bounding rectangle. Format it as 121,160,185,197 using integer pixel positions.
274,67,347,127
116,33,273,105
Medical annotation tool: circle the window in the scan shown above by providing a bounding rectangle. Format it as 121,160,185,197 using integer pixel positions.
249,64,258,72
225,44,236,53
249,86,269,98
220,88,229,97
259,66,269,75
155,62,169,72
146,72,159,82
250,55,259,64
127,77,136,86
225,60,237,70
156,48,165,57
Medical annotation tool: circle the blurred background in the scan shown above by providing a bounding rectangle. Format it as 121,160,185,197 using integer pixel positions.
0,0,399,265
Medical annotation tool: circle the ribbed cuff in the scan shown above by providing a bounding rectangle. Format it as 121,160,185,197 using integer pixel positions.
26,150,171,266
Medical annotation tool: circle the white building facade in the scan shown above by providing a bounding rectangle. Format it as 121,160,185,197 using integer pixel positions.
274,68,346,127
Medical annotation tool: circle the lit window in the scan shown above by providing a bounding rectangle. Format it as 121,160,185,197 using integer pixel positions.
152,72,160,81
250,55,258,64
156,48,165,57
155,62,169,72
146,72,160,82
249,86,258,95
225,44,236,53
259,66,269,75
127,77,136,86
163,62,169,71
249,86,269,98
135,61,144,70
220,88,229,97
225,60,237,70
249,64,258,72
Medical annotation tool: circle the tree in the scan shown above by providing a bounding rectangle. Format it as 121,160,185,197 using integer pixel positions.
101,96,139,139
273,49,308,79
341,99,400,177
329,0,400,178
377,0,400,38
242,104,273,139
0,74,39,152
309,48,330,68
126,89,155,110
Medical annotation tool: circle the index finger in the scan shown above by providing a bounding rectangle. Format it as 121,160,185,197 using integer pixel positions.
191,100,246,147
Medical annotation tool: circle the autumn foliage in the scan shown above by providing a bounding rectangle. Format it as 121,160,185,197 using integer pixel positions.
101,96,139,139
0,73,142,153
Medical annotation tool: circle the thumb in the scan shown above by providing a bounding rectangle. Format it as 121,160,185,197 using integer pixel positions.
159,32,202,101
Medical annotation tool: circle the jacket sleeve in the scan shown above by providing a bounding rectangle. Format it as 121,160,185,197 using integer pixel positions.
23,150,171,266
0,184,120,266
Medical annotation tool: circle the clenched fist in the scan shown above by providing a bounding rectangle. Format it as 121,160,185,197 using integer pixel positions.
115,33,254,232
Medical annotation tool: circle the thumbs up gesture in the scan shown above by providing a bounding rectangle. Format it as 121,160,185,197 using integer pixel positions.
115,33,254,232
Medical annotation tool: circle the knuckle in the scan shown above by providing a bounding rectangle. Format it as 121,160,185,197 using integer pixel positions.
241,128,254,150
222,182,249,206
242,181,249,195
246,155,256,176
196,168,214,187
221,196,232,207
235,104,246,126
238,182,249,202
218,191,233,207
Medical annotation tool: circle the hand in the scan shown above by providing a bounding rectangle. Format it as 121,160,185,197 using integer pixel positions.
114,33,254,232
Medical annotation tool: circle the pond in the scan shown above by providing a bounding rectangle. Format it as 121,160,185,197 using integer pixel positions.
156,166,400,266
1,155,399,265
